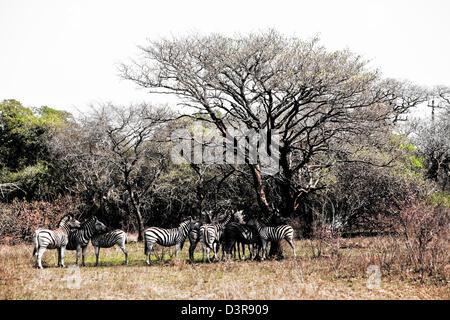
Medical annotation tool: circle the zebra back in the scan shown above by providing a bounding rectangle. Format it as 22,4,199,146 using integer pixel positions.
248,219,294,242
67,216,107,250
144,217,192,247
34,215,81,250
91,229,127,248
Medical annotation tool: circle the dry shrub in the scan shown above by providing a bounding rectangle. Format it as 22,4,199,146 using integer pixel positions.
309,220,341,258
0,196,80,245
383,201,449,281
356,236,402,276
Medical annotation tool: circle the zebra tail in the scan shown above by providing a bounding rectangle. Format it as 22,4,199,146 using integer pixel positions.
143,234,147,255
32,231,38,257
124,233,128,244
205,230,215,251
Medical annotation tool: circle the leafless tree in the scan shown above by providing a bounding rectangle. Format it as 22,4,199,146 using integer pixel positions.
120,30,426,219
51,103,172,241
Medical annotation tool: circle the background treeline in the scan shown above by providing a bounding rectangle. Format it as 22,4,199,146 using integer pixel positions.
1,32,449,248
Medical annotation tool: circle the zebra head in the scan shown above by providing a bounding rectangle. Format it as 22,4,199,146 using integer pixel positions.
59,214,81,230
189,217,201,232
91,216,108,234
246,218,262,230
201,210,213,224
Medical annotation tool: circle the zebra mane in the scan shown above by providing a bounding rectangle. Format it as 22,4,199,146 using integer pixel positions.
58,214,73,228
217,212,232,227
179,217,193,230
79,215,97,227
248,217,265,229
261,208,281,225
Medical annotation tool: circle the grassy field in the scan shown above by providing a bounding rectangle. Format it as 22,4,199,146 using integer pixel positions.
0,237,448,300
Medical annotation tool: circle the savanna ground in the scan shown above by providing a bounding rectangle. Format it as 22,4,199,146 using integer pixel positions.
0,236,448,300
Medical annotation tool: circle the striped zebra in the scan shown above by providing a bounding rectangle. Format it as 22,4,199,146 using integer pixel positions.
91,229,128,266
66,216,107,266
247,218,296,260
200,213,232,263
188,220,202,263
144,217,193,265
187,210,216,263
222,222,260,260
32,214,81,269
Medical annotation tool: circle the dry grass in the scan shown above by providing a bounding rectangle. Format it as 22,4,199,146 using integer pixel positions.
0,237,448,300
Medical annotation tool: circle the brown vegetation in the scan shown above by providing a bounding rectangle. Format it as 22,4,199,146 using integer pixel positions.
0,236,447,300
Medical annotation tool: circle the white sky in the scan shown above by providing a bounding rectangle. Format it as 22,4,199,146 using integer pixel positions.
1,0,449,117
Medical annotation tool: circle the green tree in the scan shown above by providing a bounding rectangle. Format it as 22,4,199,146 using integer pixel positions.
0,99,72,200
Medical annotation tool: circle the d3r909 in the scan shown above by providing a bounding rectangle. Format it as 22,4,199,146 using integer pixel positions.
225,304,269,315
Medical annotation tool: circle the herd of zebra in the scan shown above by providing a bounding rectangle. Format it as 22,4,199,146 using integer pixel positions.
32,210,296,269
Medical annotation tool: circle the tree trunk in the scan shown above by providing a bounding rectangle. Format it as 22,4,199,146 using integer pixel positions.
126,185,145,241
249,163,272,215
278,146,298,217
134,205,145,242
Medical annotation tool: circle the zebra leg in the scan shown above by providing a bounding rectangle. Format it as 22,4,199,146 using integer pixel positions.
237,242,242,260
212,243,217,261
37,247,46,269
226,240,235,259
261,240,267,260
286,238,296,257
120,245,128,265
241,242,245,260
94,246,100,266
174,243,180,258
189,243,195,263
206,246,211,263
75,245,80,266
81,246,87,266
60,246,66,267
57,248,62,267
214,242,220,261
201,242,206,263
145,242,154,265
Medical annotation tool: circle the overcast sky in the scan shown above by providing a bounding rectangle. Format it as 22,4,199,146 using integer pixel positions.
1,0,449,116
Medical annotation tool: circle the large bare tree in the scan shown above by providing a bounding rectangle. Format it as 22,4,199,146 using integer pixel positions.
120,30,426,219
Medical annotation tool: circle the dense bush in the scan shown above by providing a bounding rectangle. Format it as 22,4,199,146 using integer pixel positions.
0,196,81,245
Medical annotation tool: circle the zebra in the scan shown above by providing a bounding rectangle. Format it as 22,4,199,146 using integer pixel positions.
246,218,296,260
188,219,202,263
65,216,108,266
222,222,260,260
187,210,213,263
144,217,193,265
91,229,128,266
32,214,81,269
200,213,232,263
